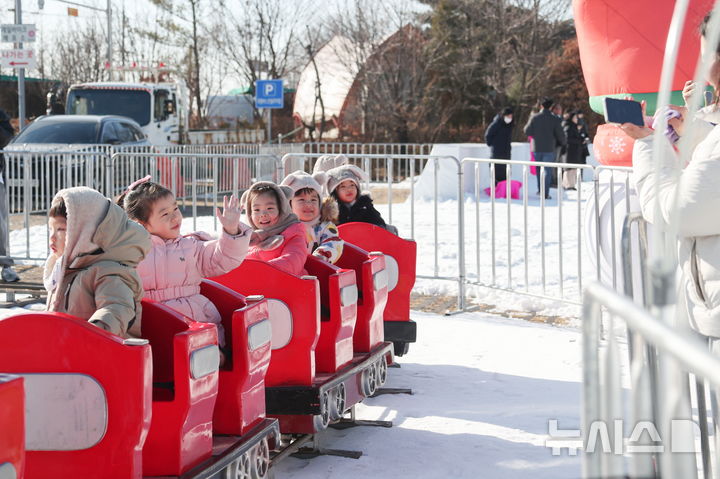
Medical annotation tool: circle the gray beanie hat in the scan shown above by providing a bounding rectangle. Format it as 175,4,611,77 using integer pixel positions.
326,164,369,194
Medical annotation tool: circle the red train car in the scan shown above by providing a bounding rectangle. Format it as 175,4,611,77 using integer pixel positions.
338,222,417,356
0,305,279,479
211,257,394,434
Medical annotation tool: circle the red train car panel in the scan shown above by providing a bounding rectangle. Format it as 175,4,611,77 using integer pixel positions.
199,279,272,436
338,222,417,355
335,243,388,352
0,312,151,479
0,374,24,479
211,259,320,388
305,255,357,373
140,300,220,477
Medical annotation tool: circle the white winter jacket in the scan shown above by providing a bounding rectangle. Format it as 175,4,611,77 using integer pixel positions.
632,106,720,337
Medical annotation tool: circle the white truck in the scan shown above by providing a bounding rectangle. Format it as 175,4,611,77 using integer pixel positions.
65,80,189,145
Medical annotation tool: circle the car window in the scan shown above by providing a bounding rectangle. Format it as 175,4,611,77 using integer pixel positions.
100,122,120,143
12,120,100,144
123,122,146,142
115,122,134,143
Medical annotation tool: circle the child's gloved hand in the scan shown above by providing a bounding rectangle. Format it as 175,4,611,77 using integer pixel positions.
217,194,242,236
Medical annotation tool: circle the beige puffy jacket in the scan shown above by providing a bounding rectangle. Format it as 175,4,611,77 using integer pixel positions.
44,187,151,337
632,106,720,337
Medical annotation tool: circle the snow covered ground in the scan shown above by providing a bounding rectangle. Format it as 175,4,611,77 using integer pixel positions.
273,310,583,478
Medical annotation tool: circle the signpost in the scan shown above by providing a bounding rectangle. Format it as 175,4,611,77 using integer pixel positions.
0,49,37,69
255,79,284,143
0,24,36,43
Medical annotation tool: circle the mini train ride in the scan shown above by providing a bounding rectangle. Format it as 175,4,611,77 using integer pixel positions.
0,222,417,478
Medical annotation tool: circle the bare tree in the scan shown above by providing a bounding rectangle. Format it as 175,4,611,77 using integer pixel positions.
215,0,310,124
49,23,107,85
144,0,215,126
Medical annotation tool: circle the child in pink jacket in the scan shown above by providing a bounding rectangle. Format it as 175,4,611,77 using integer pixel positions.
119,177,251,350
241,182,310,276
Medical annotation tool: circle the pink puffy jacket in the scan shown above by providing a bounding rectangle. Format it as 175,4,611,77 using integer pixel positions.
137,226,251,345
246,222,310,276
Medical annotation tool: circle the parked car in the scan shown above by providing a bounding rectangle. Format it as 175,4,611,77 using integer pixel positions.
3,115,153,212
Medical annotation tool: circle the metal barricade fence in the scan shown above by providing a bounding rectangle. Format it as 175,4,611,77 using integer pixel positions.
582,282,720,479
281,152,466,310
110,152,282,232
5,150,280,261
3,143,641,315
303,142,433,183
619,213,718,479
462,158,598,305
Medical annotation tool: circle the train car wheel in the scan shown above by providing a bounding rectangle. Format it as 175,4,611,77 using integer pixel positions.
376,356,388,388
224,452,252,479
361,364,377,397
329,383,347,421
251,437,271,479
313,390,331,431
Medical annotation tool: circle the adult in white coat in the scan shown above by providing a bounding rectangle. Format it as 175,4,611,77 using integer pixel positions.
621,15,720,338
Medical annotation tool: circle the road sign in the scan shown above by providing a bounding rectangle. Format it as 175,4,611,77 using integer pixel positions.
1,24,37,43
1,49,37,69
255,79,284,109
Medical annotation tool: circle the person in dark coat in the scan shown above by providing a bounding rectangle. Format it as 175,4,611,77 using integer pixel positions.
561,111,584,190
0,110,19,282
484,107,514,185
523,97,567,199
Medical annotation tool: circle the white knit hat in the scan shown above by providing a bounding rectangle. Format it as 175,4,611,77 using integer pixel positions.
280,170,327,198
326,164,369,194
312,154,349,174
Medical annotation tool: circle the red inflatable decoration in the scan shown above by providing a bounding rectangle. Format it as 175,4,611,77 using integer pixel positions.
574,0,713,115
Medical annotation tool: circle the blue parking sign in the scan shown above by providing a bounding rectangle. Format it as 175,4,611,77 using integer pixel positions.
255,79,284,109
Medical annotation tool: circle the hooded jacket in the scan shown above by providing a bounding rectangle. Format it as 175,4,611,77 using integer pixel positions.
335,193,387,228
44,187,151,337
242,182,310,276
136,226,251,346
632,105,720,337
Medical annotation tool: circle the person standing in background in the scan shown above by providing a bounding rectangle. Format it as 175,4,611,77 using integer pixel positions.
561,111,584,190
0,110,19,282
523,97,567,199
484,107,514,185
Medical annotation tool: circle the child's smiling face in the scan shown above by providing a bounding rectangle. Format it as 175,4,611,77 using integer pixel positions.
336,179,358,203
291,190,320,222
251,192,280,229
142,194,183,240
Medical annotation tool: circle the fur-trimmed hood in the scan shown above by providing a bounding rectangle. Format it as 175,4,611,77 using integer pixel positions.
321,196,339,223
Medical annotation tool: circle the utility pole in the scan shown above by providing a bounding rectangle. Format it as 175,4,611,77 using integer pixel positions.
14,0,25,130
106,0,111,79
